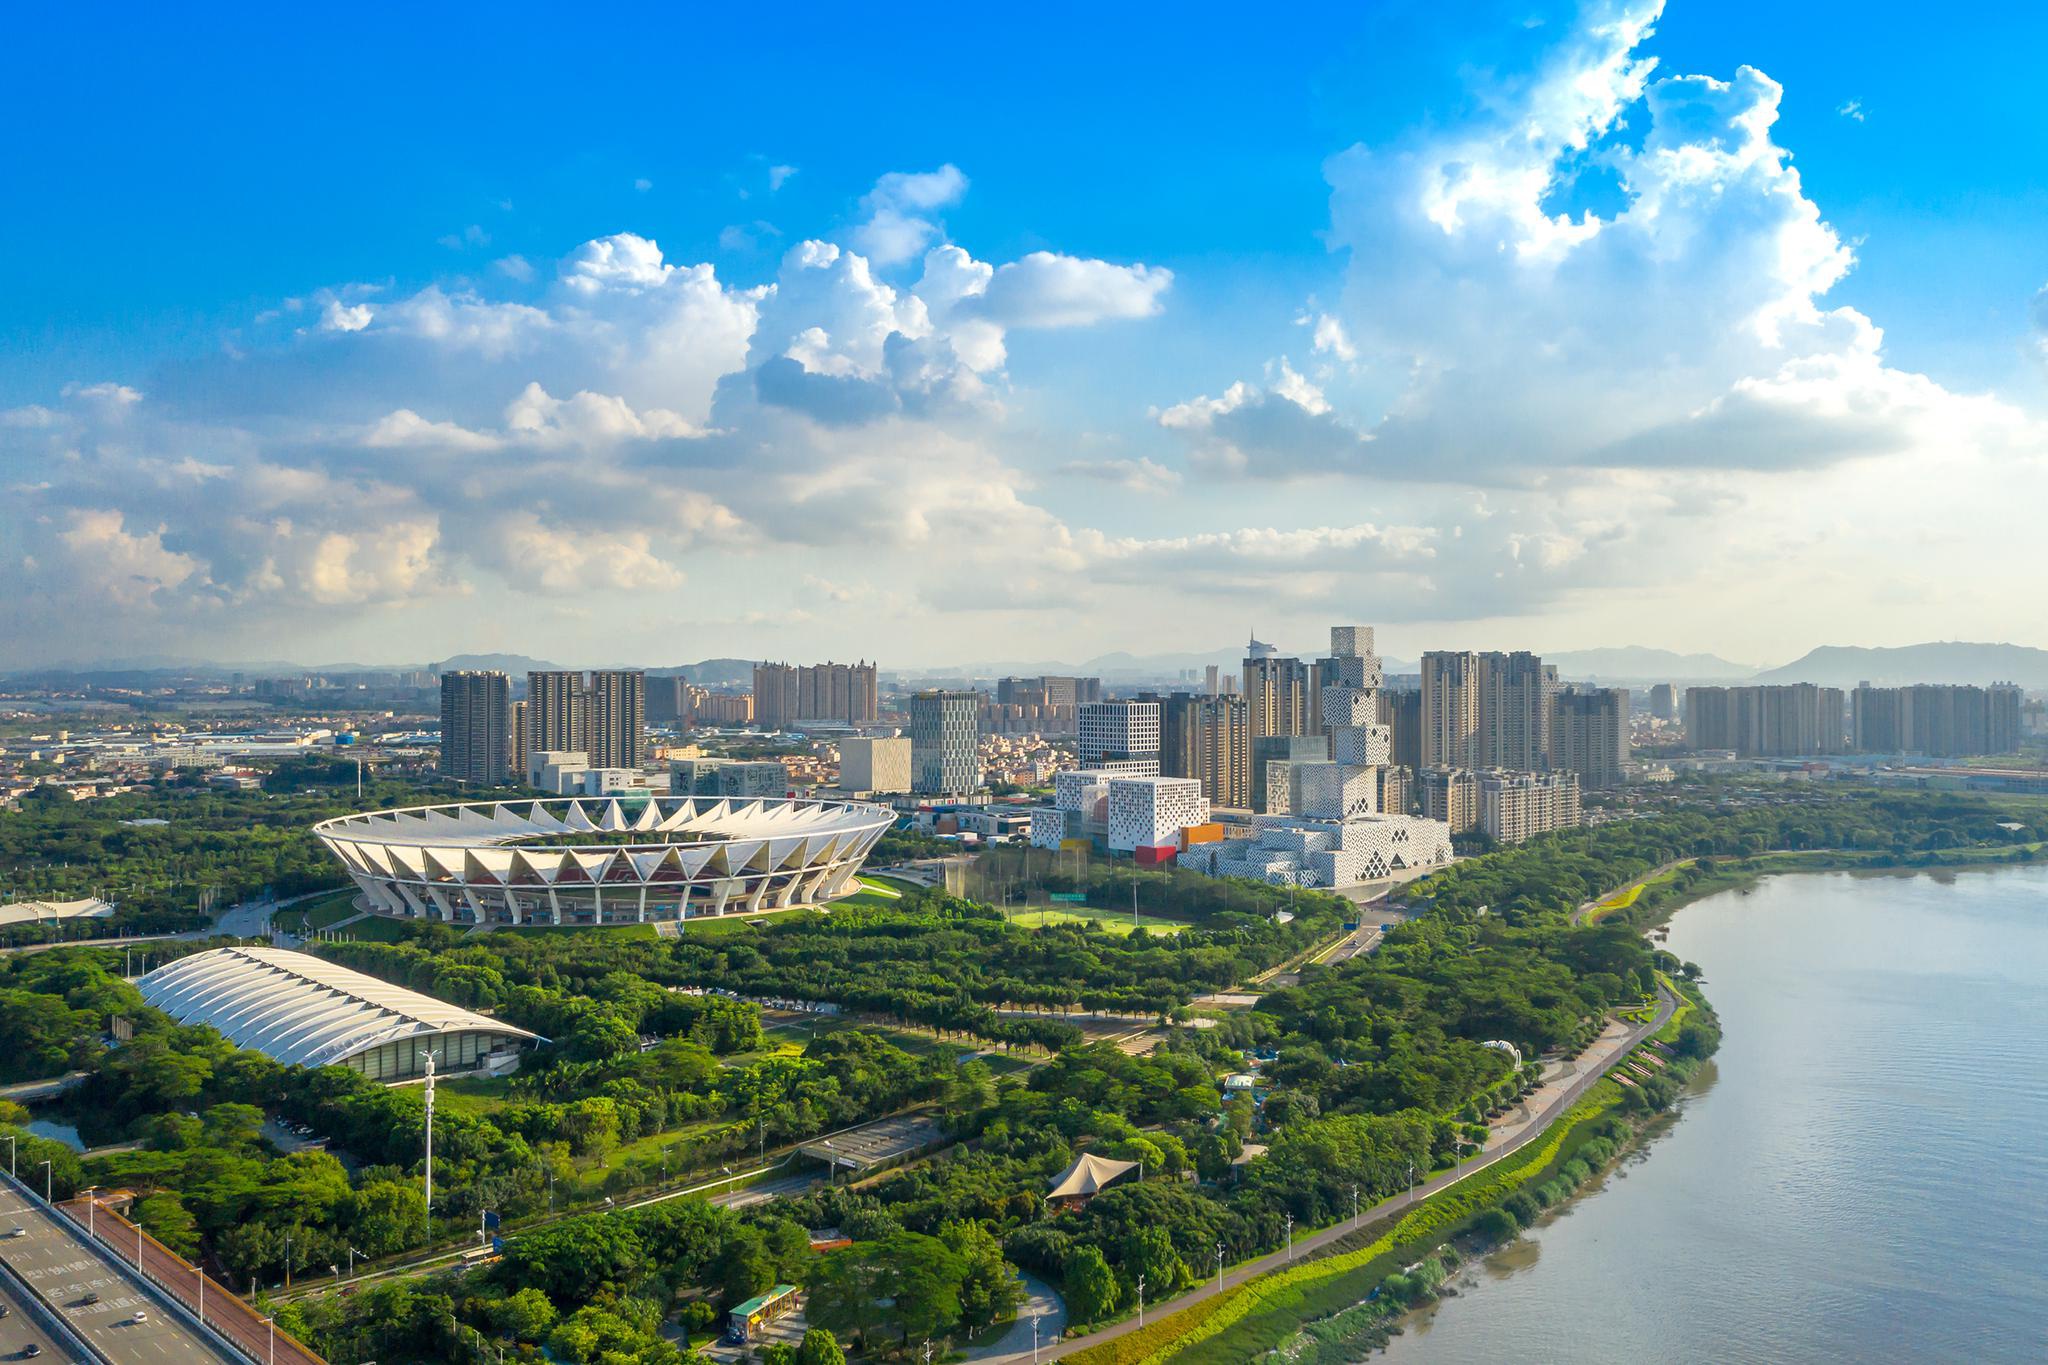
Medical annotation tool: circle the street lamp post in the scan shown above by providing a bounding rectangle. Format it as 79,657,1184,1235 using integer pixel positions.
266,1314,275,1365
36,1159,50,1203
196,1264,204,1325
1214,1243,1224,1293
1352,1183,1360,1228
1136,1274,1145,1329
4,1134,13,1178
1284,1212,1293,1260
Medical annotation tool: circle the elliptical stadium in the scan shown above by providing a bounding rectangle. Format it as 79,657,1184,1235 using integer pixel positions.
312,795,894,929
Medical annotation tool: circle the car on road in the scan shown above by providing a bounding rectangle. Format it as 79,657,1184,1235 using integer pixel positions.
130,1310,148,1323
23,1344,42,1358
3,1228,22,1238
77,1292,99,1306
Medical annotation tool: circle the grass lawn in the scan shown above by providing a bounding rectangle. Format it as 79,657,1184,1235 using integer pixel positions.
863,874,924,895
1586,862,1691,923
432,1076,518,1118
500,922,660,940
325,915,415,942
608,1118,727,1171
675,909,826,938
272,887,357,934
1006,904,1192,936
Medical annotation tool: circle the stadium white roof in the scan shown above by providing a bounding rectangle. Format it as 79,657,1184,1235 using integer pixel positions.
0,897,113,928
137,946,537,1069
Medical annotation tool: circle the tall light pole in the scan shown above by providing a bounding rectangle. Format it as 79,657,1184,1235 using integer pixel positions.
36,1159,50,1203
1136,1274,1145,1329
1214,1243,1224,1294
266,1314,275,1365
1352,1183,1360,1228
195,1264,204,1325
283,1230,293,1291
423,1050,437,1237
1284,1213,1293,1260
4,1134,13,1178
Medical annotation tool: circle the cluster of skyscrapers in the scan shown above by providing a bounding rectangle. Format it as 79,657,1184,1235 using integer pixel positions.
752,661,879,727
1850,683,2022,757
1682,681,2024,758
439,668,646,785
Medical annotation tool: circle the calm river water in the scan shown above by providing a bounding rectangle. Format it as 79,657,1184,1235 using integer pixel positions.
1374,865,2048,1364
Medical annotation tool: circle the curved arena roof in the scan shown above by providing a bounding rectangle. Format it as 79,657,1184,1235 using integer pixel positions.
313,794,893,929
138,946,538,1070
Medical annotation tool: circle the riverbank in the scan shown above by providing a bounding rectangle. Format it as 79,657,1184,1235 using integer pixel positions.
1041,978,1697,1365
1588,840,2048,942
1369,864,2048,1363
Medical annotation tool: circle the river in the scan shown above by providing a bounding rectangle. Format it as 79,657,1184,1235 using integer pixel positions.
1372,865,2048,1364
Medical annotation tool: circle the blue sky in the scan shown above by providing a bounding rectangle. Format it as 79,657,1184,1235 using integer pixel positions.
3,1,2045,668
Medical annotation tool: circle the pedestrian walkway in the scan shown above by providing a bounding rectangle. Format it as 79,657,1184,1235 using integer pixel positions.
996,986,1676,1363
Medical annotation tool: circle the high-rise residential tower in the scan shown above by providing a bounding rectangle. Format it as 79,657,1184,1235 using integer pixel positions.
439,670,510,784
1156,692,1252,809
1549,686,1629,789
527,671,587,755
1244,638,1314,740
585,670,645,769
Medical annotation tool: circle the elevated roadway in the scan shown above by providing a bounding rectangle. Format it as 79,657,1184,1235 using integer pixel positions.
0,1178,238,1363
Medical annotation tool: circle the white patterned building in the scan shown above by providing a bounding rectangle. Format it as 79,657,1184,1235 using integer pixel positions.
1105,776,1208,852
1180,626,1454,887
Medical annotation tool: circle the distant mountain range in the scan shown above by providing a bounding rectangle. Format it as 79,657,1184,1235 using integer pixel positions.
1543,647,1755,681
5,641,2044,691
1749,642,2048,690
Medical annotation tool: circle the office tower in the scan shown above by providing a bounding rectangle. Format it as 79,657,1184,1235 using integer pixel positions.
1205,664,1220,696
1649,683,1679,722
527,671,587,756
1379,686,1423,771
1479,770,1582,843
1549,686,1629,789
1244,637,1314,740
574,670,645,770
439,670,509,784
1077,700,1162,770
1157,693,1251,809
910,690,981,794
509,699,529,782
1418,767,1479,832
1684,685,1845,756
839,736,912,793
